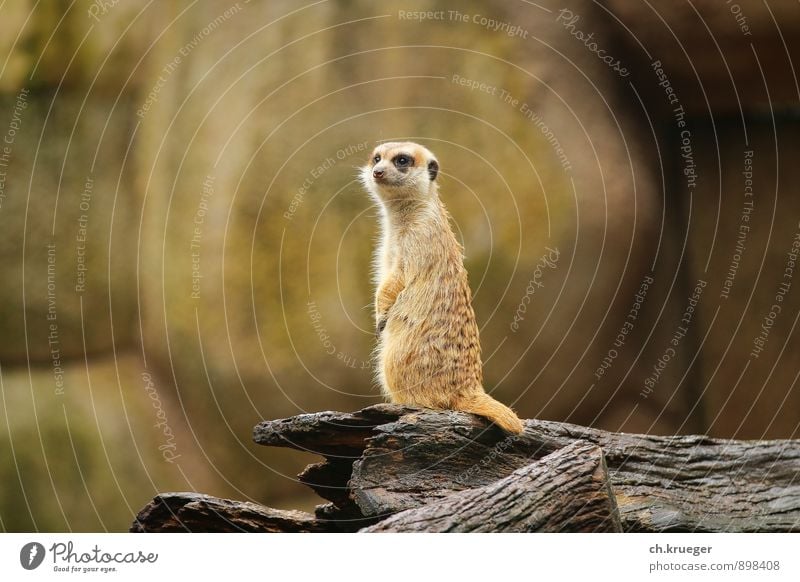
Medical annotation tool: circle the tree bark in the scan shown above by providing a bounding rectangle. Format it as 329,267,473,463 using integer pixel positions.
131,492,324,533
363,441,622,532
133,404,800,532
255,405,800,532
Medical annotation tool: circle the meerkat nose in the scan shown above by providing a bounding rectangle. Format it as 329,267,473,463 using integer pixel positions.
373,169,385,179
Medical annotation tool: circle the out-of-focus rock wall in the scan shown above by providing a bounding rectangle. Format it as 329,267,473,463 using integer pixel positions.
607,0,800,438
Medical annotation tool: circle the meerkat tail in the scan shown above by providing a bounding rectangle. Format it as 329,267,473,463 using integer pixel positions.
460,393,525,434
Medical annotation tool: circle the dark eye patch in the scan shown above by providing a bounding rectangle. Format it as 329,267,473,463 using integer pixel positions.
392,154,413,169
373,154,381,164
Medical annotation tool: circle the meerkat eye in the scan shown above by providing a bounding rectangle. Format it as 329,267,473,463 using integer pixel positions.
394,155,412,167
373,155,381,164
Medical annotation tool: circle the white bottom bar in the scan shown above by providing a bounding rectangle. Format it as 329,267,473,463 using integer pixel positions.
1,533,797,581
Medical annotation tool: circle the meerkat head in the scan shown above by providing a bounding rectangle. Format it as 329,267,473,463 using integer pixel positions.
360,141,439,203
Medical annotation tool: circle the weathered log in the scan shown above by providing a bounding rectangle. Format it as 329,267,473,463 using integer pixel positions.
363,441,622,532
133,406,800,532
131,492,325,533
252,405,414,456
253,405,800,532
253,404,418,526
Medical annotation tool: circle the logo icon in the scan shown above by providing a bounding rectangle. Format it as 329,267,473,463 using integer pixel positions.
20,542,45,570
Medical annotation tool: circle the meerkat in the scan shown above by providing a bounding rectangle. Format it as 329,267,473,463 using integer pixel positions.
360,141,524,434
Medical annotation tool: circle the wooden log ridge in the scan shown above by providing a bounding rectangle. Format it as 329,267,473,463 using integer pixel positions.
132,404,800,533
131,492,325,533
364,441,622,532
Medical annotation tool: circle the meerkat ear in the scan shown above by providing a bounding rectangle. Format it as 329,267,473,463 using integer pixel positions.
427,159,439,181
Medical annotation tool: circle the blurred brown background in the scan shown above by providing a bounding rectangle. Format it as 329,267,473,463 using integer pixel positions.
1,0,798,531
